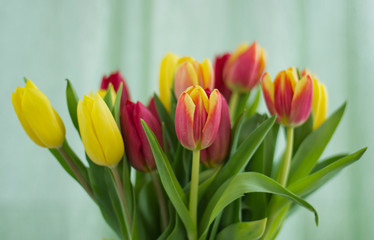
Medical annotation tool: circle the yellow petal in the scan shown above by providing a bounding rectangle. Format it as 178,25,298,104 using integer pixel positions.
226,43,249,67
201,58,213,90
313,81,328,129
159,53,179,111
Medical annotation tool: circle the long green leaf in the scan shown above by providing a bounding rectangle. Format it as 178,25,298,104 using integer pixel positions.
65,79,79,132
142,120,195,239
288,103,346,184
49,148,76,180
216,219,267,240
204,116,276,200
199,172,318,240
113,83,123,128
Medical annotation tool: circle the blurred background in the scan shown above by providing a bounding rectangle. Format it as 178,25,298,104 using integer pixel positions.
1,0,373,239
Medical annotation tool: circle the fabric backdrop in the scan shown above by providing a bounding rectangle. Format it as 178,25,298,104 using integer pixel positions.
0,0,373,239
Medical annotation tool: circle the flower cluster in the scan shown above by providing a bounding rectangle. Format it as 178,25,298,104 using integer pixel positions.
12,42,366,240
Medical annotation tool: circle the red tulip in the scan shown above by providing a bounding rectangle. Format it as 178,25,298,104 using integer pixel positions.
101,71,130,106
214,53,232,101
175,86,222,151
200,94,231,167
121,101,162,172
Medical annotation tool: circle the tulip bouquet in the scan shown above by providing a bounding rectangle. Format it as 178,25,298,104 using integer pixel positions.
12,42,366,240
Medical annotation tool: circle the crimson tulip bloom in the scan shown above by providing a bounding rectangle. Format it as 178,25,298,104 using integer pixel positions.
101,71,130,106
200,95,231,167
262,67,313,127
121,101,162,172
214,53,232,101
223,42,266,92
175,86,222,151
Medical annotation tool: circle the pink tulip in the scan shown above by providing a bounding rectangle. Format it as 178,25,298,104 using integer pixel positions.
101,71,130,106
214,53,232,101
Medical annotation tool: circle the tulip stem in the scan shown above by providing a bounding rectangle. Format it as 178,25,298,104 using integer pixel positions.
57,147,96,203
229,91,240,124
190,150,200,239
111,167,132,239
151,170,169,230
278,127,294,186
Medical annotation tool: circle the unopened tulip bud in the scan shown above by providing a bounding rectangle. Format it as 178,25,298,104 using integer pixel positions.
159,53,179,111
200,94,231,167
121,101,163,172
101,71,130,106
223,42,266,92
12,80,65,148
77,94,124,167
175,86,222,151
174,57,214,98
214,53,232,101
262,67,313,127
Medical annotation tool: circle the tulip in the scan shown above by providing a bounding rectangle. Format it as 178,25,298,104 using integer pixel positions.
101,71,130,106
223,42,266,92
213,53,232,101
121,101,163,172
11,80,65,148
77,94,124,167
301,69,328,129
174,57,214,98
200,94,231,167
147,97,161,124
159,53,179,111
262,67,313,127
175,86,222,151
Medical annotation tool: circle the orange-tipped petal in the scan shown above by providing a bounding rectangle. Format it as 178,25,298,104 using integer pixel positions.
262,73,276,116
289,75,313,126
175,92,197,150
201,89,222,149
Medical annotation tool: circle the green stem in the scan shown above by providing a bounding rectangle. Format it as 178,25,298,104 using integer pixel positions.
57,147,96,203
111,167,132,240
189,150,200,239
278,127,294,186
228,91,240,124
151,170,169,230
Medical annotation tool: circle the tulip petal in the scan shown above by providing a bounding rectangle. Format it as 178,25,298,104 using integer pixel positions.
175,92,196,150
91,94,124,167
289,75,313,126
313,81,328,129
78,96,107,166
159,53,179,111
174,62,199,98
274,70,296,123
225,42,249,69
214,53,232,101
201,90,222,149
261,73,276,116
201,58,214,90
11,87,46,147
22,88,65,148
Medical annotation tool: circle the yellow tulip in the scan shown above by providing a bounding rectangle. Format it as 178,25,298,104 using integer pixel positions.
91,84,116,103
159,53,179,111
77,93,124,167
11,80,65,148
301,69,328,129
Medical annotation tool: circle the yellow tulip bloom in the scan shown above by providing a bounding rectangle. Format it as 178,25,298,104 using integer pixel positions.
11,80,65,148
312,78,328,129
77,93,124,167
159,53,179,111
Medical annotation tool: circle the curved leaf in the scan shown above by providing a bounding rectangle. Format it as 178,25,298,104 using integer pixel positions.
216,218,267,240
65,79,79,132
199,172,318,240
142,120,196,239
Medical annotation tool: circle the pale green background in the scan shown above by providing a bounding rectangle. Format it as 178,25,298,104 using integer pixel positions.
0,0,373,239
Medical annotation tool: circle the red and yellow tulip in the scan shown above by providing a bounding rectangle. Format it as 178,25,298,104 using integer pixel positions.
223,42,266,92
174,57,214,98
159,53,179,111
213,53,232,101
175,86,222,151
12,80,65,148
121,101,163,172
262,67,313,127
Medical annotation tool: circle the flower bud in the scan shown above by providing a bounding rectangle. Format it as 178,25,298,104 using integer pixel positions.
262,67,313,127
121,101,163,172
214,53,232,101
175,86,222,151
200,95,231,167
101,71,130,106
223,42,266,92
12,80,65,148
174,57,214,98
77,94,124,167
159,53,179,111
301,69,328,129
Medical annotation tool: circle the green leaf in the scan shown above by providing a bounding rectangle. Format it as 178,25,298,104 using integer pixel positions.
293,114,313,155
199,172,318,240
49,148,76,180
232,92,250,122
229,110,247,158
216,218,267,240
62,141,89,182
288,103,346,184
103,83,114,110
204,116,276,200
311,154,347,174
245,87,261,118
166,216,187,240
141,120,195,239
113,83,123,128
65,79,80,132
